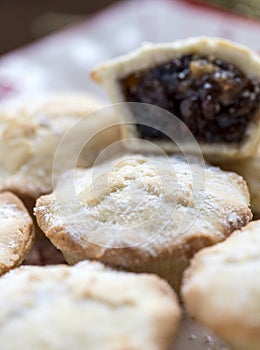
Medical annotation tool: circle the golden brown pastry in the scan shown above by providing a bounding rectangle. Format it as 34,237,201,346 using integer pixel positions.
0,191,34,275
182,220,260,350
0,261,181,350
91,37,260,161
35,153,252,291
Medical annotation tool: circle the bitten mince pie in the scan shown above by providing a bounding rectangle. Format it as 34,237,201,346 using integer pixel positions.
0,191,34,276
91,37,260,160
182,220,260,350
35,154,252,292
0,261,181,350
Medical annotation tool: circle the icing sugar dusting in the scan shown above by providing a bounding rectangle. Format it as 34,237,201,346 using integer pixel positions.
37,154,251,251
0,203,28,250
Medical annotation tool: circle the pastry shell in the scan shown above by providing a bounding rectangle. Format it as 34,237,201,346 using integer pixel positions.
0,191,34,275
0,93,120,201
91,37,260,161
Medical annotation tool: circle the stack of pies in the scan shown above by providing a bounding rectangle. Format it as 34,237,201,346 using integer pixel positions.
0,37,260,349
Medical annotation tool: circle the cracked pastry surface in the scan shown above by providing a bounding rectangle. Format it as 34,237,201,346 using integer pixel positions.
91,37,260,160
0,93,120,201
0,191,34,276
182,220,260,350
0,260,181,350
35,154,252,291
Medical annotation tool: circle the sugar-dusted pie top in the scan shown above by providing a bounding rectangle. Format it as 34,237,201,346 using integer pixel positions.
35,154,252,267
0,93,120,199
0,260,180,350
0,191,34,275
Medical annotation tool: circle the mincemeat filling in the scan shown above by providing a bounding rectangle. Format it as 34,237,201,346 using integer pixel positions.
120,55,260,143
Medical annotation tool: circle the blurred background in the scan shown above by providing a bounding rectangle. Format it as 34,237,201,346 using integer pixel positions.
0,0,119,55
0,0,260,55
